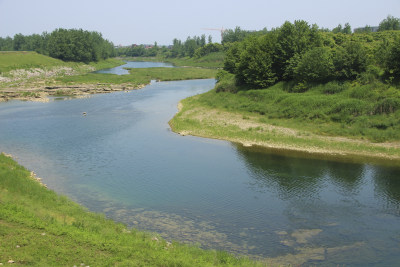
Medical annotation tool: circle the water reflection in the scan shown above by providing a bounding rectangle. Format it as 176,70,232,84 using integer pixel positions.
372,165,400,214
234,144,400,266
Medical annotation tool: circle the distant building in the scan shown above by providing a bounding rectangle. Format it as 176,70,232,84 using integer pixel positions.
353,26,379,33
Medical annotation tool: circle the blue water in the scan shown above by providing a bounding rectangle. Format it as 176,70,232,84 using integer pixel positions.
94,61,174,75
1,65,400,266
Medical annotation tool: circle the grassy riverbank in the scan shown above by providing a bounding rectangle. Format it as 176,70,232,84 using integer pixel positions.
169,80,400,162
58,67,218,85
0,153,260,266
0,52,217,101
124,52,224,69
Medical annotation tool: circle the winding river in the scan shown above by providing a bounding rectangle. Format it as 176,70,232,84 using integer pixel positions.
1,62,400,266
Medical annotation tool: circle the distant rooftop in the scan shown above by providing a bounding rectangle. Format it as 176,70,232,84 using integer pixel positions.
353,26,379,33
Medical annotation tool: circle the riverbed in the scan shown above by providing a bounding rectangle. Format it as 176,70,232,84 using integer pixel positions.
1,63,400,266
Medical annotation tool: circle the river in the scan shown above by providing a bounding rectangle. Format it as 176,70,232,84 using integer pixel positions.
0,62,399,266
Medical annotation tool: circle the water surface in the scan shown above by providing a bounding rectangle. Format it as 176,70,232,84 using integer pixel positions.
0,68,400,266
94,61,174,75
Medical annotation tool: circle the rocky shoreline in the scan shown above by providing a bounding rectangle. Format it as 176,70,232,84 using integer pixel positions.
0,83,147,102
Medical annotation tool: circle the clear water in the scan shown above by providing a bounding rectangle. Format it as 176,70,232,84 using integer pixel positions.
93,61,174,75
1,72,400,266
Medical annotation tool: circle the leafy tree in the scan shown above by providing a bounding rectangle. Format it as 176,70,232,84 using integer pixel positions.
273,20,323,80
333,41,368,80
384,37,400,79
379,15,400,31
235,35,277,88
223,41,242,73
222,27,249,44
193,43,223,58
343,23,352,34
0,37,13,50
294,47,334,83
47,28,114,63
13,34,26,51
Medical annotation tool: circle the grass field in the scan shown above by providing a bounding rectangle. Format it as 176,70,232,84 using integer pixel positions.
0,153,261,266
0,51,125,74
0,51,67,73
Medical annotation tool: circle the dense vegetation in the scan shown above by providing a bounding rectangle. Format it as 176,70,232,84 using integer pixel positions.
0,153,260,266
0,29,115,63
172,16,400,144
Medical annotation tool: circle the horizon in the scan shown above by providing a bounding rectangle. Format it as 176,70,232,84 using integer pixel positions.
1,0,399,46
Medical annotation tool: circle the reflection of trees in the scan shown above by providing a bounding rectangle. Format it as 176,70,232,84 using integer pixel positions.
324,162,364,195
234,145,365,200
372,165,400,210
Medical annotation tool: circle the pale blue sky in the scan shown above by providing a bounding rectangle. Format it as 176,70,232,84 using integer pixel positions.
1,0,399,45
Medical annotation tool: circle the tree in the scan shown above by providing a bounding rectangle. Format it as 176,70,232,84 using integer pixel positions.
379,15,400,31
384,37,400,79
333,41,368,80
13,34,26,51
47,28,113,62
294,47,334,83
273,20,323,80
235,35,277,88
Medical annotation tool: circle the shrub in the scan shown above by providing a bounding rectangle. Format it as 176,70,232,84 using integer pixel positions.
294,47,334,83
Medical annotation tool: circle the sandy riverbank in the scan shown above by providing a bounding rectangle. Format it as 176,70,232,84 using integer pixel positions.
170,101,400,163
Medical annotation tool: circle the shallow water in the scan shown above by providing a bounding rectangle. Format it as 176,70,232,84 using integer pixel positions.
1,67,400,266
93,61,173,75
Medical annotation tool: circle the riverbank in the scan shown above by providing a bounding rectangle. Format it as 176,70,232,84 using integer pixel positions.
170,95,400,163
0,153,260,266
0,52,217,102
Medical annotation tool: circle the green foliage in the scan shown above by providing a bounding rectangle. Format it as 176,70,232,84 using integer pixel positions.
378,15,400,31
222,18,400,89
235,35,277,88
204,73,400,142
1,29,114,63
294,47,334,83
332,41,369,80
194,43,223,58
47,29,114,63
215,70,238,93
58,67,218,85
332,23,352,34
0,51,66,73
383,37,400,80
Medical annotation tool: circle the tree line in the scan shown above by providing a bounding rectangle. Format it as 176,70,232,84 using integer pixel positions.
0,28,115,63
222,15,400,90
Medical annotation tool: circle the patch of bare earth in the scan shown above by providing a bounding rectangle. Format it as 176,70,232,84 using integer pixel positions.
175,102,400,160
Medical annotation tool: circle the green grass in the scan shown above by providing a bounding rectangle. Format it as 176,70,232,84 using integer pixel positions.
0,51,125,74
124,52,225,69
191,78,400,142
88,58,126,71
58,67,218,85
0,51,67,73
0,153,261,266
170,76,400,161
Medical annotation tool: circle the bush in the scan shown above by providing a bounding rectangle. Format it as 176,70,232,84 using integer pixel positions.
322,81,349,94
294,47,334,83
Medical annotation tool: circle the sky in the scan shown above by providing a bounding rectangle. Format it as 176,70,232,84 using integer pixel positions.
1,0,399,46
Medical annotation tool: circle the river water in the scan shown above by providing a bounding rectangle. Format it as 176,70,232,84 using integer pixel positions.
1,63,400,266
